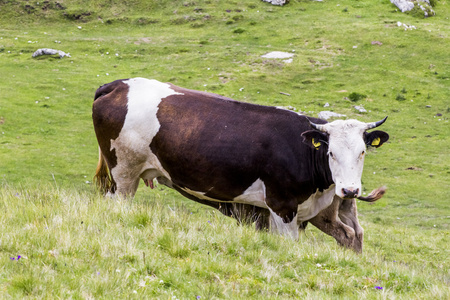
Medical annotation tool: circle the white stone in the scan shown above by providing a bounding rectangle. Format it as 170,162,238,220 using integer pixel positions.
390,0,435,16
32,48,71,58
262,0,289,5
318,111,346,120
391,0,414,12
353,105,367,113
261,51,294,59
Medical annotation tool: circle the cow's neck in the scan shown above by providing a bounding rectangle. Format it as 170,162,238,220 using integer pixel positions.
312,146,334,192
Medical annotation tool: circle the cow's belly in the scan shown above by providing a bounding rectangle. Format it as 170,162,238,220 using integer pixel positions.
143,171,268,209
148,169,335,221
177,178,268,209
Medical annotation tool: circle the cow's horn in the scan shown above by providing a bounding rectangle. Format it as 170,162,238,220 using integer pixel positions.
309,121,327,132
366,116,388,130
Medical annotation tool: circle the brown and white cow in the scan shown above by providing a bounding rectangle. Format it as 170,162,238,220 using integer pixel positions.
92,78,389,252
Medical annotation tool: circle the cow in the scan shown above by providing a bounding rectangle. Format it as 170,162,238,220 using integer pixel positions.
92,77,389,253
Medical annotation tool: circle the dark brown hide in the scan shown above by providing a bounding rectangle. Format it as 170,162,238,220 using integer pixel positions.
92,79,129,187
149,85,333,222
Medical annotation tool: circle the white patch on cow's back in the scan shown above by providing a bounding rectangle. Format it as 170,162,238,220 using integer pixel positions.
296,185,335,222
110,78,183,194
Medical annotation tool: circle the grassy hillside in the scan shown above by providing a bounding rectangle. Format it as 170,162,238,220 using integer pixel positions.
0,0,449,298
1,187,448,299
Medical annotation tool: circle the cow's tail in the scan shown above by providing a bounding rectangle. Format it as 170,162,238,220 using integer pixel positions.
94,147,113,194
357,186,386,202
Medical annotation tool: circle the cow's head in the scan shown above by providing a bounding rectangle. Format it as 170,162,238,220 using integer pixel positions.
302,117,389,199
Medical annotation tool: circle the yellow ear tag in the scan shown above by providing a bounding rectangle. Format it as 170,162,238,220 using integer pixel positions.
371,137,381,146
312,138,321,149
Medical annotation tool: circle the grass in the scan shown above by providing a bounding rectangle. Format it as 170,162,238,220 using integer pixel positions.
1,187,448,299
0,0,449,298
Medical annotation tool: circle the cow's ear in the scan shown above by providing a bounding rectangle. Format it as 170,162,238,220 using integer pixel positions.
364,130,389,148
302,130,328,150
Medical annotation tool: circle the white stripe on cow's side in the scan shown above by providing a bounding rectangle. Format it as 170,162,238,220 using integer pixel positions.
296,185,335,222
179,178,268,208
179,187,220,202
110,78,183,195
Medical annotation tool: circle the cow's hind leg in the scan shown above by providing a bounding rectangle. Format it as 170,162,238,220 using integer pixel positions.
308,195,362,253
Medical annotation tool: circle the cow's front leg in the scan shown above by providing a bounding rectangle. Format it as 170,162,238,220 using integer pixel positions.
338,198,364,253
266,199,299,240
308,196,361,253
269,210,299,240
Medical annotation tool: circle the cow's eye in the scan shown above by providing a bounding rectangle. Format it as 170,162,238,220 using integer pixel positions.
360,151,365,159
329,152,334,159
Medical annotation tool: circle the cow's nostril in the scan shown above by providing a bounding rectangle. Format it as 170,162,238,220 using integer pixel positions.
342,188,351,198
342,188,358,198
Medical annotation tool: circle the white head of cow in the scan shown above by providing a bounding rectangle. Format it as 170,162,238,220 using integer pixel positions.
302,117,389,199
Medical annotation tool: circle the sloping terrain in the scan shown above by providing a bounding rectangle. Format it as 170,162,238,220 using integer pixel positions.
0,0,448,298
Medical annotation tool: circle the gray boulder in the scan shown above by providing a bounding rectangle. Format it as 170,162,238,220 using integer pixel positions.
390,0,435,17
262,0,289,6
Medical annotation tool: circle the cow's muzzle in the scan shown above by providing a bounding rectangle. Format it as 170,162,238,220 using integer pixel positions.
342,188,359,199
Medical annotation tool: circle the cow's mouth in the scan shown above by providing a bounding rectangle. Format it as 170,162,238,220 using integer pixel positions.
357,186,386,202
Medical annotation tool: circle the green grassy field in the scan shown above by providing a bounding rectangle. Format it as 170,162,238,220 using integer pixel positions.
0,0,449,298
